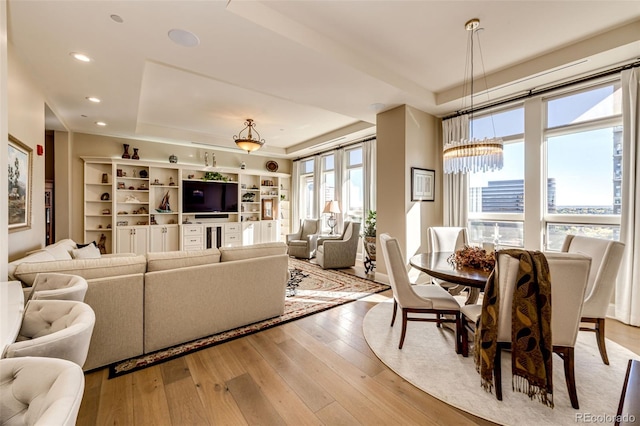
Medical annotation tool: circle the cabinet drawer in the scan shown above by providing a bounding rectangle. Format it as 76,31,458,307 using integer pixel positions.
225,233,240,243
183,226,203,236
183,236,203,246
225,223,241,233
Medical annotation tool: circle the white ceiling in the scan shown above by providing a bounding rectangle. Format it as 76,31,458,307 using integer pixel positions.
7,1,640,159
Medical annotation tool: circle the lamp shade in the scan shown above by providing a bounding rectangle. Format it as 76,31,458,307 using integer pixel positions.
322,200,341,214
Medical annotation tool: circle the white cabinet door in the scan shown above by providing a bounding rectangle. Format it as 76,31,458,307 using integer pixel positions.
149,225,179,252
260,220,280,243
242,222,260,246
116,226,148,255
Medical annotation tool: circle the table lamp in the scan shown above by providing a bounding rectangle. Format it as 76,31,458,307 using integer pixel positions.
322,200,341,235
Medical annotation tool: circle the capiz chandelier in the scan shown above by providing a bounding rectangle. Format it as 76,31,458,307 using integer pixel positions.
443,19,503,174
233,118,265,153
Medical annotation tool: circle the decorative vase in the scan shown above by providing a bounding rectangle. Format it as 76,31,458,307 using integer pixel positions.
364,236,376,275
169,154,178,164
132,148,140,160
121,144,131,159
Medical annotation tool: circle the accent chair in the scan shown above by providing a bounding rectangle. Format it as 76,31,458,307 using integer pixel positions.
380,233,462,353
26,273,88,303
316,221,361,269
286,219,321,259
561,234,625,365
0,357,85,426
4,299,96,368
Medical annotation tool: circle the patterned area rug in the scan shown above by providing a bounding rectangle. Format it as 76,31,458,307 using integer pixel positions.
109,258,389,378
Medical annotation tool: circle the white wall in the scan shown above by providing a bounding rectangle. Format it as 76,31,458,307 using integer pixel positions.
7,43,46,262
1,2,8,278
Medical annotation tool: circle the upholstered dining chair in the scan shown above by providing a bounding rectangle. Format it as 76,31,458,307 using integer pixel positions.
380,233,462,353
4,299,96,368
460,251,591,409
26,273,89,303
427,226,470,298
316,221,361,269
0,356,85,426
286,219,321,259
561,234,625,365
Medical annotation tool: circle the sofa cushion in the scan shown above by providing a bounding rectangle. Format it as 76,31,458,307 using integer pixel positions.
146,248,221,272
45,239,77,258
8,250,56,281
72,245,101,259
219,242,287,262
13,255,147,286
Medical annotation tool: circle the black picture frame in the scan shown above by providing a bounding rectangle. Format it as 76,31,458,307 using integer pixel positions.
411,167,435,202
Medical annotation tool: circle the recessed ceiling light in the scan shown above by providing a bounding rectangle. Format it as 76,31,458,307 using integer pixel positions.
95,121,107,126
110,14,123,23
168,29,200,47
70,52,92,62
86,97,101,103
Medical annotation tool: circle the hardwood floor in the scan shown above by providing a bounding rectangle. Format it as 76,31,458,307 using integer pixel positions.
78,268,640,426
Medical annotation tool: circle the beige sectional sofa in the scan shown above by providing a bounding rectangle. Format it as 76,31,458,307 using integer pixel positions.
8,239,289,371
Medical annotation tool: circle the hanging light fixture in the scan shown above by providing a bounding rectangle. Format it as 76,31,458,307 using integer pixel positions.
443,19,503,174
233,118,265,153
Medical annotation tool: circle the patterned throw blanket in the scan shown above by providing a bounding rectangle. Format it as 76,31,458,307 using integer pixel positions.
474,249,554,408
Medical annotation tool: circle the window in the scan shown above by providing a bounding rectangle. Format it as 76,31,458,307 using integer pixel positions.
345,147,364,223
320,154,335,233
299,159,314,219
544,82,622,250
468,106,525,247
465,81,623,250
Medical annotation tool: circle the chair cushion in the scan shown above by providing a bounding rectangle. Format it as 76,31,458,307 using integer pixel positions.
409,285,460,311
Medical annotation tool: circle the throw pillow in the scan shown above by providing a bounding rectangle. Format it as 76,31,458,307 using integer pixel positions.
45,244,73,260
71,244,102,259
77,241,97,249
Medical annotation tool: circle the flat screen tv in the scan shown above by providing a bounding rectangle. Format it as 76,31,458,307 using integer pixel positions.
182,180,238,213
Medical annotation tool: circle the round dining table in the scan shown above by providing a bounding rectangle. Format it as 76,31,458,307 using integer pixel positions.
409,251,491,304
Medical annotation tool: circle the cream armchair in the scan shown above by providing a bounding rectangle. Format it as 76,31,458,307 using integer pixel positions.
4,300,96,368
286,219,321,259
316,221,361,269
561,235,625,365
26,273,88,303
0,357,85,426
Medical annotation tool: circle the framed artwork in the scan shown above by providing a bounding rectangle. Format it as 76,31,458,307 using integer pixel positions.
262,198,275,220
411,167,435,202
8,135,33,231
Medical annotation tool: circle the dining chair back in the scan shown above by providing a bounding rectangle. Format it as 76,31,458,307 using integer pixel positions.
561,234,625,364
380,233,462,353
427,226,470,299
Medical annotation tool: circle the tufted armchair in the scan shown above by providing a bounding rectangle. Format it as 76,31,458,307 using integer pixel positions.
26,273,88,303
561,234,625,365
3,300,96,368
286,219,321,259
316,221,361,269
0,357,85,426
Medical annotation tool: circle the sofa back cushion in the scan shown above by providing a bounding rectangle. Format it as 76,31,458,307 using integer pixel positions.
13,255,147,286
146,248,221,272
219,242,287,262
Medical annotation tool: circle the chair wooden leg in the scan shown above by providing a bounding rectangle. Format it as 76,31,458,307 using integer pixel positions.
455,313,463,355
399,309,408,349
557,347,579,409
494,344,503,401
436,313,442,328
391,299,398,327
595,318,609,365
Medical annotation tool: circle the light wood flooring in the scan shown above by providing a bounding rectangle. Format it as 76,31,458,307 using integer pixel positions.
78,267,640,426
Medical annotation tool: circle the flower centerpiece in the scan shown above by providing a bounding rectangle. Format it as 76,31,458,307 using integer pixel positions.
447,245,495,271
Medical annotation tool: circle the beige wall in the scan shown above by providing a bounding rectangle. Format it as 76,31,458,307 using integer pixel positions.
1,2,8,277
7,43,46,262
376,105,441,273
68,133,292,243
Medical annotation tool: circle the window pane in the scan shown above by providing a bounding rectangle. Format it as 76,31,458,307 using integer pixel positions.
348,148,362,167
546,127,620,215
302,159,314,174
547,83,621,128
468,220,524,248
347,168,363,220
323,154,334,171
471,107,524,139
322,172,335,205
469,142,525,213
546,223,620,251
300,176,314,218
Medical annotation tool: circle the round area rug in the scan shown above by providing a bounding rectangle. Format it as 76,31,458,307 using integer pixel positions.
363,299,637,426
